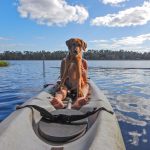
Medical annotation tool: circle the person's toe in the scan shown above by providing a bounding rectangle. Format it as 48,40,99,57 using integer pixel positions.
72,97,87,109
50,99,56,105
79,99,87,105
54,103,64,109
50,98,64,109
72,102,81,109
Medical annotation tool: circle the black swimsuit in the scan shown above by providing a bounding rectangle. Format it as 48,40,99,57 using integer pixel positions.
65,78,77,100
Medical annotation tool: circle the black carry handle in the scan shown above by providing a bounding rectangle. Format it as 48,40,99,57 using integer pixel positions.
16,105,114,124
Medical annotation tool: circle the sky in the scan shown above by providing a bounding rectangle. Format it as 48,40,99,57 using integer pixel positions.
0,0,150,52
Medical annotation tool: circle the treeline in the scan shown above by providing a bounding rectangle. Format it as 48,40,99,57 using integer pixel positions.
0,50,150,60
0,51,67,60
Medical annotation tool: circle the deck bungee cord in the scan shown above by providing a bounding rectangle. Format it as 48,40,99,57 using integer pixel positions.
16,103,114,124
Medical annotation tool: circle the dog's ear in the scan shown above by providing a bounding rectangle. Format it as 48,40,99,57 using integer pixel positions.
66,40,70,48
81,40,87,51
66,39,72,48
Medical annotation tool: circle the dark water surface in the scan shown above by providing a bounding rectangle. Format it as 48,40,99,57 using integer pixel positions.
0,60,150,150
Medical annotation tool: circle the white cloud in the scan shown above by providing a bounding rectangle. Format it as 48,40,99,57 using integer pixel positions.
35,36,46,40
0,37,12,41
114,34,150,46
101,0,127,6
0,43,35,52
91,1,150,27
89,39,108,43
89,33,150,52
17,0,89,26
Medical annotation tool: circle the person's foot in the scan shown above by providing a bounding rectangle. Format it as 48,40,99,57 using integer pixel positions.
50,97,64,109
72,96,88,109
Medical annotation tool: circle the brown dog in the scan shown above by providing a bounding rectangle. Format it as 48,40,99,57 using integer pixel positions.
51,38,89,109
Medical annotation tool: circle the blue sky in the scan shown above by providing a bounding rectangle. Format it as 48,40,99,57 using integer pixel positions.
0,0,150,52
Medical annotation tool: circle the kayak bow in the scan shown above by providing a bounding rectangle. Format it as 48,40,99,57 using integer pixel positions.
0,80,126,150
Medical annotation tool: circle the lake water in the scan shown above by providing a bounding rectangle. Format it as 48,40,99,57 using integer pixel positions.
0,60,150,150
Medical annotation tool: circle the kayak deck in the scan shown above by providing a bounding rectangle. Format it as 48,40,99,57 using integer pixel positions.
0,80,126,150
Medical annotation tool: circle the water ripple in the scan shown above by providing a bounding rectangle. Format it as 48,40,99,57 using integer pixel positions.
0,60,150,150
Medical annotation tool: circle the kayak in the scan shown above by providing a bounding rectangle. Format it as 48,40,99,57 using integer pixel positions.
0,80,126,150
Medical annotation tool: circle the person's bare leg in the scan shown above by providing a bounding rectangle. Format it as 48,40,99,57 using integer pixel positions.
51,87,68,109
72,84,89,109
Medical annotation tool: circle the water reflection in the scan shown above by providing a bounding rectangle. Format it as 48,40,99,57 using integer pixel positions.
89,66,150,149
0,60,150,150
